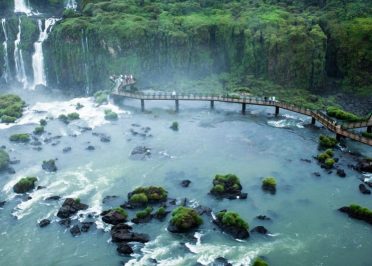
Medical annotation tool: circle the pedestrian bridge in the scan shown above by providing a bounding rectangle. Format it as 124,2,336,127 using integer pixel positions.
111,90,372,146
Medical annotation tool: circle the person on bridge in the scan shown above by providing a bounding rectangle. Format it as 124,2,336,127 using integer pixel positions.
172,91,176,98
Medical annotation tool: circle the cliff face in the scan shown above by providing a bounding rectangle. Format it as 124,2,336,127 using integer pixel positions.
1,0,371,97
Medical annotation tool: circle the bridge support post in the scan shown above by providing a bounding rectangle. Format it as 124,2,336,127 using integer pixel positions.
368,126,372,133
210,100,214,110
175,100,179,112
242,103,246,114
336,134,341,141
275,106,280,116
141,99,145,112
311,117,316,125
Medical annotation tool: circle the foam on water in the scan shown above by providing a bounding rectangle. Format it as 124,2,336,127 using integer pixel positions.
268,114,307,129
0,97,130,130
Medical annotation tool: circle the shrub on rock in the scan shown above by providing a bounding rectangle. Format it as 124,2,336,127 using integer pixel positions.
39,119,47,126
33,126,44,135
339,204,372,225
104,109,118,121
170,121,178,131
210,174,244,199
0,94,25,123
13,177,37,193
253,257,269,266
214,210,249,239
102,207,128,225
128,186,168,206
324,158,335,169
9,133,30,143
168,206,203,233
262,177,277,193
319,135,337,148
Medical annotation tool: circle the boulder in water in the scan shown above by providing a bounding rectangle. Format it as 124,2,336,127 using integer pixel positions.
70,225,81,237
116,243,133,255
111,223,149,243
13,177,37,194
39,219,51,228
336,169,346,177
130,146,151,160
213,210,249,239
42,159,57,172
180,179,191,188
250,226,269,235
359,184,371,195
101,208,127,225
57,198,88,219
355,159,372,173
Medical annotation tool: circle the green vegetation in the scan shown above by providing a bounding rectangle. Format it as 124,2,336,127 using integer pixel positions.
129,192,148,204
104,109,118,121
349,204,372,218
40,119,47,126
0,148,10,170
211,174,241,195
129,186,168,203
325,158,335,169
319,135,338,148
170,206,203,230
13,177,38,193
58,112,80,124
9,133,30,143
253,257,269,266
113,207,128,218
94,90,110,105
33,126,45,135
326,106,363,122
216,210,249,230
136,207,153,219
170,121,178,131
362,132,372,139
75,198,81,204
262,177,277,189
156,207,166,216
0,94,25,123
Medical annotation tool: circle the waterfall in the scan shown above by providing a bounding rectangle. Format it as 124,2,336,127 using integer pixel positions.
1,19,11,83
81,30,90,95
32,18,57,88
65,0,77,10
14,17,27,88
14,0,32,15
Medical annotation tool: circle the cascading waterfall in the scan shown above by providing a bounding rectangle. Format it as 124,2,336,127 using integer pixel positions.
65,0,77,10
14,0,32,15
14,17,28,88
81,30,90,95
32,18,57,88
1,19,11,83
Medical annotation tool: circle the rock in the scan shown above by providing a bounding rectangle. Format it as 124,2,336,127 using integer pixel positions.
256,215,271,221
180,180,191,188
111,224,149,243
339,206,372,224
130,146,151,160
86,145,95,151
239,193,248,199
211,257,232,266
30,140,42,146
213,219,249,239
359,184,371,195
300,158,312,163
100,136,111,143
45,195,61,201
132,215,152,224
63,147,72,153
313,172,321,177
59,218,71,227
117,243,133,255
102,210,127,225
355,159,372,173
70,225,81,236
39,219,51,228
79,126,92,133
57,198,89,219
336,169,346,178
9,159,20,165
37,186,46,190
13,177,38,194
250,226,269,235
81,222,94,232
0,201,6,208
42,159,57,172
7,167,15,174
102,195,119,204
195,205,212,216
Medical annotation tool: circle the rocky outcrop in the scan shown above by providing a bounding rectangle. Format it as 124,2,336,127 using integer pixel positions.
57,198,88,219
250,226,269,235
13,177,38,194
130,146,151,160
111,223,150,243
117,243,134,255
339,205,372,225
42,159,58,172
101,210,127,225
39,219,51,228
359,184,371,195
355,159,372,173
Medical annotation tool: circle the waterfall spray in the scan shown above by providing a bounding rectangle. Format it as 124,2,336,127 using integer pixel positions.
81,30,90,95
14,0,32,15
1,19,11,83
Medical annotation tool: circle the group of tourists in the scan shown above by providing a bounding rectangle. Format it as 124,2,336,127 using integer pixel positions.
110,74,135,85
264,96,276,102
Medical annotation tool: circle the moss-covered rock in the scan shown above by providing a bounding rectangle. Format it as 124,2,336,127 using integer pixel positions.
42,159,58,172
319,135,338,148
170,121,178,131
101,207,128,225
104,109,118,121
168,206,203,233
128,186,168,207
262,177,277,193
0,149,10,171
9,133,30,143
132,206,153,224
214,210,249,239
210,174,245,199
339,204,372,225
0,94,25,124
13,177,37,193
253,257,269,266
33,126,45,135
